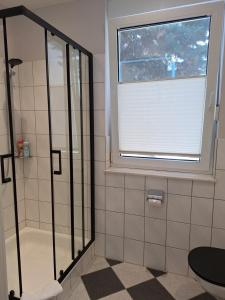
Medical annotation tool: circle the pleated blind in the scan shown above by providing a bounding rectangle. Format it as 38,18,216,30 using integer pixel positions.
118,77,206,156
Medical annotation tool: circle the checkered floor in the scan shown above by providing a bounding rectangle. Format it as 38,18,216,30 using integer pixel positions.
71,257,216,300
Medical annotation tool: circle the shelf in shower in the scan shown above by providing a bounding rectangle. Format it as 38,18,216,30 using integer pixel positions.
15,155,32,159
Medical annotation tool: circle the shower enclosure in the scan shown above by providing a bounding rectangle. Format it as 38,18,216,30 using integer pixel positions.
0,6,94,299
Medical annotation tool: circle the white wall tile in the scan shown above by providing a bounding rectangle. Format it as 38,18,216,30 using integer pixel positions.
0,84,6,110
18,200,25,223
106,187,124,212
35,111,49,134
192,181,215,199
146,177,167,193
3,206,15,231
37,157,50,179
166,221,190,250
125,189,144,216
26,220,39,229
25,179,38,200
25,199,39,221
95,233,105,256
213,199,225,229
0,134,9,153
191,197,213,227
51,111,68,135
95,186,105,210
166,247,188,275
124,239,144,265
212,228,225,249
34,86,48,111
39,201,52,223
215,170,225,200
144,243,166,271
20,87,35,110
168,179,192,196
190,225,211,249
106,235,124,261
0,110,7,135
33,60,46,86
106,173,124,188
94,83,105,110
19,61,33,86
54,181,69,205
125,175,145,190
167,195,191,223
38,180,51,202
106,211,124,237
94,110,105,136
12,86,20,110
95,162,105,186
50,86,67,110
95,136,106,162
16,159,24,179
125,214,144,241
145,218,166,245
95,209,105,234
22,111,36,134
24,157,38,178
14,112,22,134
36,134,49,157
17,179,25,201
1,184,13,209
55,204,70,227
216,138,225,170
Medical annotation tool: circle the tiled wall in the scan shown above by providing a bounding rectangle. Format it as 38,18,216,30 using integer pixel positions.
0,58,26,238
19,57,92,240
93,54,225,276
0,55,92,241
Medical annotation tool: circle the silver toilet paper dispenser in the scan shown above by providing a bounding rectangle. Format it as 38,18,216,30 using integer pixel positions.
146,189,164,206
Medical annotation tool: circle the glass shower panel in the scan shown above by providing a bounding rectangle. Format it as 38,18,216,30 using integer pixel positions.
82,53,92,245
47,33,72,277
0,21,20,297
69,47,83,255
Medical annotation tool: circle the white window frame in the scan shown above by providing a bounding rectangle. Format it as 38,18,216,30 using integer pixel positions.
109,1,224,174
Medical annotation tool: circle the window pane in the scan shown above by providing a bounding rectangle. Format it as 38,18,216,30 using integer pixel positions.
118,17,210,82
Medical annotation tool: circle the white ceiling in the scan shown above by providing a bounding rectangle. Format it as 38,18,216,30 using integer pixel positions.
0,0,74,10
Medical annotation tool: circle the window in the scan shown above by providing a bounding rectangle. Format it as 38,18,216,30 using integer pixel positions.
109,1,224,173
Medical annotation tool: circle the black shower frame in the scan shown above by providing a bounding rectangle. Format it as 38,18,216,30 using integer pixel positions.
0,5,95,300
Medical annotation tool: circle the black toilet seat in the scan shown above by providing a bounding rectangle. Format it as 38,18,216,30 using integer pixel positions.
188,247,225,288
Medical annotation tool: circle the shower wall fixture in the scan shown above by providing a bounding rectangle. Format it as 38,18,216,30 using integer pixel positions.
0,6,94,299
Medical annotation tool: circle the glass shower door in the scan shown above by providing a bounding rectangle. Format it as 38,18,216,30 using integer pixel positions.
0,20,22,298
47,33,72,278
70,50,92,249
46,30,93,280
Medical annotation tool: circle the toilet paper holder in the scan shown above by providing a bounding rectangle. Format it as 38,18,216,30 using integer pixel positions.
146,189,164,205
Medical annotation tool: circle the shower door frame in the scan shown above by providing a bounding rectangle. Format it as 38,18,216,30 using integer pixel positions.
0,6,95,299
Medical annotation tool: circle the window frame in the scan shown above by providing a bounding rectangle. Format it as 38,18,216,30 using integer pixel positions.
109,1,224,174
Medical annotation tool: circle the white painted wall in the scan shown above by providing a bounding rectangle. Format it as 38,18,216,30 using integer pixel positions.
108,0,217,18
6,0,105,60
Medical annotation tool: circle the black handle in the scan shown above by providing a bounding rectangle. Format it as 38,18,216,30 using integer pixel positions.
52,150,62,175
0,154,12,184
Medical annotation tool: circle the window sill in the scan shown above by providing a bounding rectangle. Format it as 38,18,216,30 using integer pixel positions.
105,167,216,182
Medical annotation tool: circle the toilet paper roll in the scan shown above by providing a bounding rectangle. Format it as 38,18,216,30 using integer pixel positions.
147,198,162,207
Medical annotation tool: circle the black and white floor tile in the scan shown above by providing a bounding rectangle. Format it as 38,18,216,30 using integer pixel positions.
71,257,216,300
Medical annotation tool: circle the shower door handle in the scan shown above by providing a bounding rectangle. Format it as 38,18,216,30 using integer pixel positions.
0,154,12,184
52,150,62,175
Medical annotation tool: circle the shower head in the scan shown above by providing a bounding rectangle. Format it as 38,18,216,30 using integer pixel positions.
8,58,23,69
